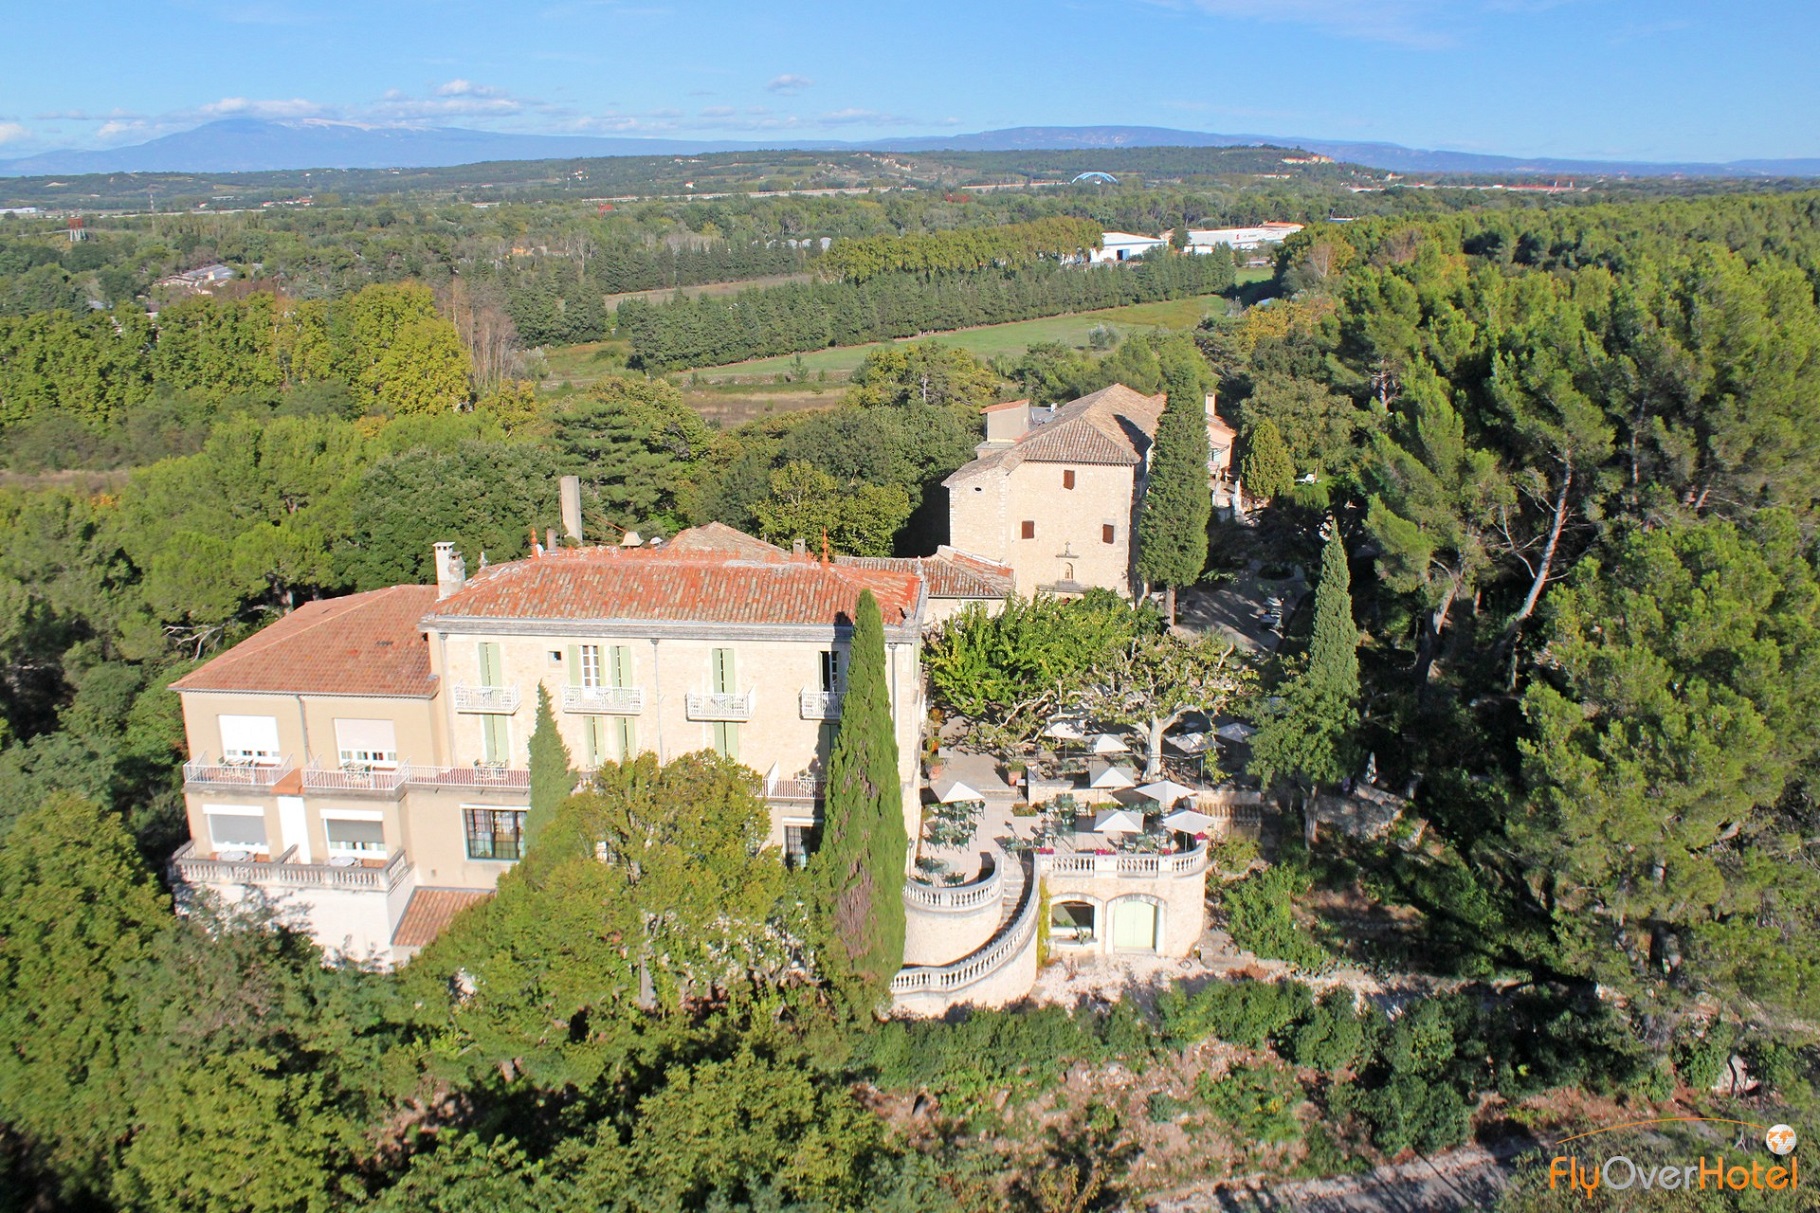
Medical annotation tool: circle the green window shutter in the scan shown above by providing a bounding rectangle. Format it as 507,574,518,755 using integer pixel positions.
611,645,632,689
479,642,502,686
712,721,739,760
616,717,637,760
712,648,735,693
585,716,606,767
566,645,582,687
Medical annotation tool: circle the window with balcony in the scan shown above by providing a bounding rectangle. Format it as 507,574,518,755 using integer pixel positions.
464,807,527,861
325,817,387,859
333,718,398,768
219,714,281,765
579,643,603,688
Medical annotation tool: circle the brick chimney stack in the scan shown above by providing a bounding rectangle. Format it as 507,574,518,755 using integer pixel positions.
433,542,467,600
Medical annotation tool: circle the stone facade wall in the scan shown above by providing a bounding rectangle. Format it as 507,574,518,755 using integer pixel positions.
948,460,1140,596
1038,849,1208,959
901,869,1005,966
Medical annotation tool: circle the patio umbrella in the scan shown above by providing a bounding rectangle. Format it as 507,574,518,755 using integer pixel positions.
1138,779,1197,808
934,779,983,803
1092,808,1145,836
1088,762,1137,790
1165,731,1211,755
1215,721,1257,742
1042,719,1086,741
1088,733,1129,755
1162,808,1218,834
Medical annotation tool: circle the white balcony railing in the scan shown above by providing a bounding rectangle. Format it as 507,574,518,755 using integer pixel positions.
685,690,753,721
302,763,410,794
452,684,521,714
562,685,645,715
172,841,412,894
799,689,844,720
183,756,294,788
406,765,530,791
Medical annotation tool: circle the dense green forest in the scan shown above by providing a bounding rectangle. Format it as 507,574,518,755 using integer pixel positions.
4,183,1820,1210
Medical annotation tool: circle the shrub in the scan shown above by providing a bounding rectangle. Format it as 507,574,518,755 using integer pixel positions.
1156,979,1313,1050
1196,1064,1305,1146
1221,865,1330,969
1285,990,1367,1074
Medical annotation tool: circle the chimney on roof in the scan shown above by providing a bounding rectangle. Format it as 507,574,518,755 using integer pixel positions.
433,542,466,600
559,475,583,541
792,538,807,557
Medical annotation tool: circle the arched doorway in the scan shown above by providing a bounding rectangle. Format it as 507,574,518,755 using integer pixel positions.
1111,898,1158,952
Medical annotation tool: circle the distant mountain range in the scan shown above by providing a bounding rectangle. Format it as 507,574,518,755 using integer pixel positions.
1,118,1816,179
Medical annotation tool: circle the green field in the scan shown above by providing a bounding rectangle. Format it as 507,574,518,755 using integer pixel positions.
689,293,1237,381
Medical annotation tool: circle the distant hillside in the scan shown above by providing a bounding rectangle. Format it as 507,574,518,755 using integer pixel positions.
1,118,1815,180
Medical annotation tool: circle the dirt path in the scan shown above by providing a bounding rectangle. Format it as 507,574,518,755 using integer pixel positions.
1147,1138,1530,1212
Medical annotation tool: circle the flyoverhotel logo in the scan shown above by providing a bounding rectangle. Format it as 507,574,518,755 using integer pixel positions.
1549,1119,1799,1196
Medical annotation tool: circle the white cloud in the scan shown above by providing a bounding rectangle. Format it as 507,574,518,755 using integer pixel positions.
698,105,737,118
199,96,328,118
0,122,30,145
818,107,916,126
765,74,813,94
435,79,508,99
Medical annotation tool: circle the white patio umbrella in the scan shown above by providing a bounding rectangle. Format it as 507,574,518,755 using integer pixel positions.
1088,762,1137,790
1043,719,1087,741
1215,721,1258,742
934,779,982,803
1138,779,1197,808
1088,733,1130,755
1162,807,1218,834
1092,808,1146,836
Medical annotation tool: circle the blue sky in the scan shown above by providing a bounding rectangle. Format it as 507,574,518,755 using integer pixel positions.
0,0,1812,162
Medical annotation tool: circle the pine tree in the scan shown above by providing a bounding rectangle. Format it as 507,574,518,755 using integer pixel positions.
1251,526,1360,799
811,589,908,1013
1240,418,1296,503
1135,346,1213,624
522,684,573,868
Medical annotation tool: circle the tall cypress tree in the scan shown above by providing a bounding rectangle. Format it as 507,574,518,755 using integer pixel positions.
811,589,908,1013
522,684,574,869
1136,346,1213,624
1239,419,1296,503
1251,525,1361,800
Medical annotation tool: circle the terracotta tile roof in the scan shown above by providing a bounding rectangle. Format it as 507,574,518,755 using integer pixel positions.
837,546,1015,599
171,586,439,698
391,888,493,949
944,383,1166,484
430,526,923,629
981,398,1031,414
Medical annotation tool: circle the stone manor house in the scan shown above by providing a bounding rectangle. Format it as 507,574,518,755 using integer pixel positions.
170,383,1230,1011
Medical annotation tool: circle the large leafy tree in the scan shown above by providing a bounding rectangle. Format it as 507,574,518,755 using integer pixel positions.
1072,630,1251,780
753,461,913,557
1135,343,1213,624
407,750,794,1087
811,589,908,1012
1516,510,1820,1021
0,793,169,1197
552,376,713,537
924,591,1144,748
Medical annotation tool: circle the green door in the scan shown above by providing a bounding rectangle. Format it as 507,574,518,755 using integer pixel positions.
1112,900,1157,951
481,715,509,765
610,645,633,689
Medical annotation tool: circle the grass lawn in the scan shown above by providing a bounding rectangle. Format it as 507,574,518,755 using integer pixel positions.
688,292,1235,381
